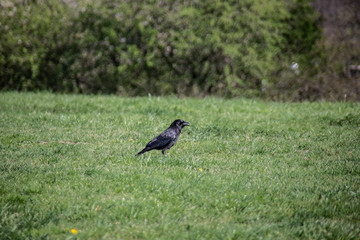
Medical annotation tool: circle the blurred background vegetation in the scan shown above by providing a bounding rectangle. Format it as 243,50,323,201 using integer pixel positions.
1,0,359,100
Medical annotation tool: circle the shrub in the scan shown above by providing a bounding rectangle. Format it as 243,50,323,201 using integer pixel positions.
60,0,292,96
0,0,327,99
0,0,72,91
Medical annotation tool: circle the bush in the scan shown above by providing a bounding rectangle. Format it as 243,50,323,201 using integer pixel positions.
59,0,292,96
0,0,328,99
0,0,72,91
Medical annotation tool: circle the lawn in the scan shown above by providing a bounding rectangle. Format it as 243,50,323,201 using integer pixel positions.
0,92,359,239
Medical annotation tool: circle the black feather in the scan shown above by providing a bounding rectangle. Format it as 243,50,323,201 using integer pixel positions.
136,119,190,156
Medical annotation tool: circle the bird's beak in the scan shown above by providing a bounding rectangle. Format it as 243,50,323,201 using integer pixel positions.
183,121,190,126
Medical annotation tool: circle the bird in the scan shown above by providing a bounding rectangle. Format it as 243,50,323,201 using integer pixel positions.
136,119,190,156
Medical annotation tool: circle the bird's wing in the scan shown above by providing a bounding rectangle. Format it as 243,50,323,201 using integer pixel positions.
145,134,172,150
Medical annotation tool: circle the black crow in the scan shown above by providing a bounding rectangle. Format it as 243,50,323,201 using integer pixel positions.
136,119,190,156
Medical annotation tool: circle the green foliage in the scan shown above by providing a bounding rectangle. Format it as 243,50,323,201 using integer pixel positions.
1,92,360,239
0,0,324,97
283,0,322,61
0,0,72,91
154,0,289,96
266,0,326,100
56,1,161,94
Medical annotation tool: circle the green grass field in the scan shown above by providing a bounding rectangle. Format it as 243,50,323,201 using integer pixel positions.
1,92,359,239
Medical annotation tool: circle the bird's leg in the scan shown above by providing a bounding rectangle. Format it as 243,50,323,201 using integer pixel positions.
162,149,167,157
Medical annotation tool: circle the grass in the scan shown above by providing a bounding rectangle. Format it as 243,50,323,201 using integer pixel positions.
0,92,359,239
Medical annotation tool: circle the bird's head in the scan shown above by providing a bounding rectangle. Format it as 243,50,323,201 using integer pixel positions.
172,119,190,129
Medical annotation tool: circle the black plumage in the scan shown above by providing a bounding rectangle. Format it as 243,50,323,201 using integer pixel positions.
136,119,190,156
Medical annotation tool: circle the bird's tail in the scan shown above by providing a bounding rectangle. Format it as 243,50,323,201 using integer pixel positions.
136,148,148,156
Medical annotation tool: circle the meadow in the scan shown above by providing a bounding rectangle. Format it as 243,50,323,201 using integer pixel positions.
0,92,359,239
